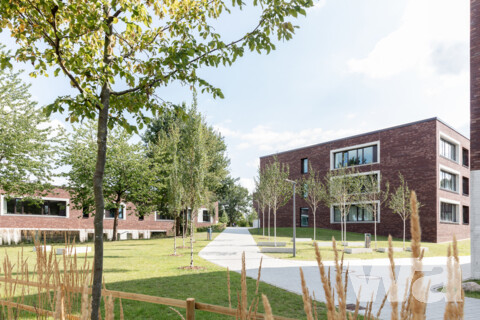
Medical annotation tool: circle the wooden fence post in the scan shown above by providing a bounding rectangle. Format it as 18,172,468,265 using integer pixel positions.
186,298,195,320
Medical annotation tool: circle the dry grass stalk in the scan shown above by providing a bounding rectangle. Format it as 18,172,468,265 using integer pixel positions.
375,291,389,319
314,242,336,319
261,294,274,320
388,235,398,320
444,235,464,320
168,307,186,320
312,291,319,320
299,268,314,320
332,237,347,320
255,257,263,296
241,252,247,319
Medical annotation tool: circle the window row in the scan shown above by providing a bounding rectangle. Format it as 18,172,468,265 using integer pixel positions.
4,198,67,217
334,145,378,169
440,202,469,225
439,135,469,168
333,203,378,222
439,169,469,195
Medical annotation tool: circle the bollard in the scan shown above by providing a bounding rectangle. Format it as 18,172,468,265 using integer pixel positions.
364,233,371,248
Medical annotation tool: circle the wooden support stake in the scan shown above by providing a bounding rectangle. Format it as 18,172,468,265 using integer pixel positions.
186,298,195,320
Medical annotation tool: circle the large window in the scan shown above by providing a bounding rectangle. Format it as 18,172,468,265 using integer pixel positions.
440,170,457,192
301,158,308,174
333,145,378,169
463,206,469,225
105,205,124,219
463,177,469,196
300,208,309,227
4,198,67,217
440,202,458,223
440,138,457,162
463,148,469,167
333,203,378,222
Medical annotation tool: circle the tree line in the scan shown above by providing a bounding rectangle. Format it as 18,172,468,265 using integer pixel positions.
254,158,420,250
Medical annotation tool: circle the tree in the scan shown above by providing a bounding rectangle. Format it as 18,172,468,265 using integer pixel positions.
0,1,313,315
324,167,364,246
254,172,268,236
357,172,389,250
299,164,326,241
388,173,420,250
60,122,152,241
181,107,209,268
0,67,59,198
264,157,290,246
218,176,251,226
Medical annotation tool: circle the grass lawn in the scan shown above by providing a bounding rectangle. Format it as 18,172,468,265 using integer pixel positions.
249,227,470,261
0,232,321,319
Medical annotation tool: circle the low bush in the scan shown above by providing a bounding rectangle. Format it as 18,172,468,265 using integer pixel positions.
197,223,226,233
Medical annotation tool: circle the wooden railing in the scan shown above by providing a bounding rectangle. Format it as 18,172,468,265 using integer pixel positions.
0,277,294,320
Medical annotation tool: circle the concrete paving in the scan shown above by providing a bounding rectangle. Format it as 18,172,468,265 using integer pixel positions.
199,227,480,319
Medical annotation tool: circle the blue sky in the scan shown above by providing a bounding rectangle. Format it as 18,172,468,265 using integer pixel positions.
1,0,469,192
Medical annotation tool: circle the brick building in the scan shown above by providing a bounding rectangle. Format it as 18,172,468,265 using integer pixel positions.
260,118,470,243
0,187,218,244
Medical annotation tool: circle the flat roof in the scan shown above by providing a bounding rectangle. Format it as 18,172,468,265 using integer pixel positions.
260,117,468,159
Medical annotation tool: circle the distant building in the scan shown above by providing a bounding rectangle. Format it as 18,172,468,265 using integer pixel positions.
0,187,218,244
259,118,469,243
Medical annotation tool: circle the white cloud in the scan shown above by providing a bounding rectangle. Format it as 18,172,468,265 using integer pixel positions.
239,178,255,193
347,0,468,79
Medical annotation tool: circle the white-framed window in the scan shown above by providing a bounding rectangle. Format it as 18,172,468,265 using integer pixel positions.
104,204,126,220
439,132,460,163
198,209,211,223
300,208,309,227
439,198,460,223
1,195,69,218
439,165,459,193
301,158,308,174
330,201,380,223
330,141,380,170
330,170,381,194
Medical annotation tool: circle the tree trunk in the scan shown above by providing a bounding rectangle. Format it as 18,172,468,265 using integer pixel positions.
403,219,406,250
190,215,194,267
182,211,186,248
374,212,377,250
313,208,316,242
268,207,271,240
91,84,110,320
262,209,265,237
112,206,119,241
174,214,177,255
274,212,277,247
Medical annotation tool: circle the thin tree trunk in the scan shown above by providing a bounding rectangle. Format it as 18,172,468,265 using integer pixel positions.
313,208,316,242
182,210,185,248
274,213,277,247
374,211,377,250
91,84,110,320
268,207,271,240
262,209,265,237
190,214,194,267
403,219,406,250
174,214,177,255
112,206,120,242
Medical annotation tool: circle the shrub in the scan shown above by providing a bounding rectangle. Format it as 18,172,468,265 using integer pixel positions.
197,223,226,233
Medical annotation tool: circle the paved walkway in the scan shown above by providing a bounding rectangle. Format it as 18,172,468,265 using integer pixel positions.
199,227,480,319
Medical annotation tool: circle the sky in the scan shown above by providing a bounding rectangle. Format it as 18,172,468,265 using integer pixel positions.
1,0,469,193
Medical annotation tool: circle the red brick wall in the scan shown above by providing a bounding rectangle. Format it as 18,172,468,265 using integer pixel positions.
472,0,480,171
260,119,468,243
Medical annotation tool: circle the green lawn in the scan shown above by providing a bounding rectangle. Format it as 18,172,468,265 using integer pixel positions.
0,232,321,319
249,227,470,261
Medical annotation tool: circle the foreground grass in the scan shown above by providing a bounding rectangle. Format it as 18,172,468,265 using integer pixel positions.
0,232,321,319
249,227,470,261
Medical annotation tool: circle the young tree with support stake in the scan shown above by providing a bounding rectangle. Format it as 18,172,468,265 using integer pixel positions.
388,173,419,250
358,172,389,250
299,165,326,242
324,167,363,246
265,157,290,247
254,171,268,237
0,0,313,316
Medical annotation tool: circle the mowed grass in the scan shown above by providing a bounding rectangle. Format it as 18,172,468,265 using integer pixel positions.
249,227,470,261
0,232,322,319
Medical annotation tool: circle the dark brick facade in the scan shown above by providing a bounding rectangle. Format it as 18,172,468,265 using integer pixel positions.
259,118,470,243
472,0,480,171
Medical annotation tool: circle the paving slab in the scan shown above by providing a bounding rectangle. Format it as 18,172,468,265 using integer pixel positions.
33,245,52,252
56,246,91,255
344,248,373,254
376,247,404,253
261,247,294,253
200,228,479,320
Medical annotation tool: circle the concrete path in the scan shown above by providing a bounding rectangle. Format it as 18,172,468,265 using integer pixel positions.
199,227,480,319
